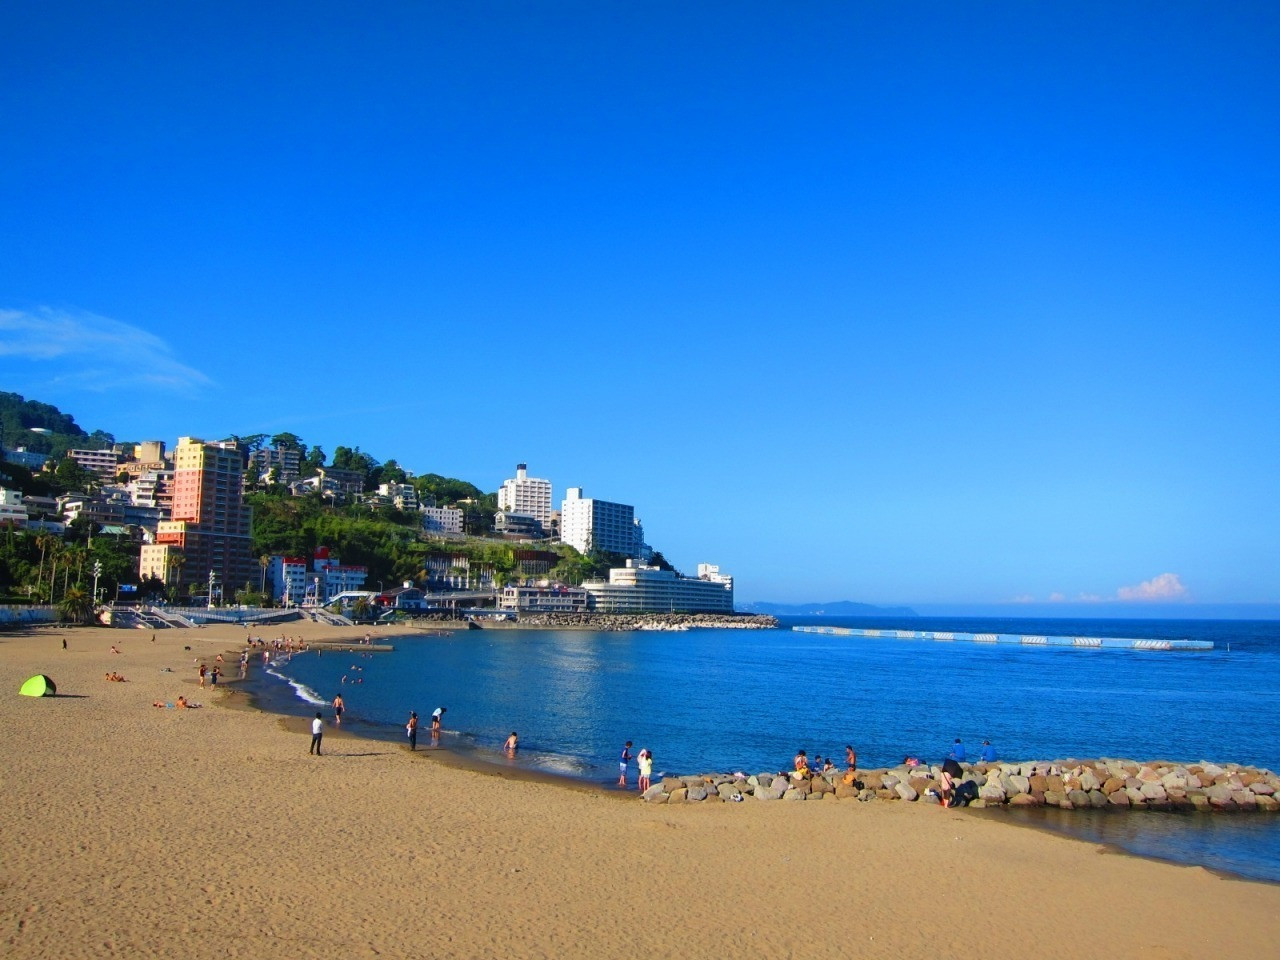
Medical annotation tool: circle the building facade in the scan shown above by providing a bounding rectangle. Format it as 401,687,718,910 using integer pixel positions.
149,437,255,597
497,463,553,522
581,560,735,614
560,487,641,556
68,447,124,480
422,506,463,535
498,584,589,614
249,444,302,486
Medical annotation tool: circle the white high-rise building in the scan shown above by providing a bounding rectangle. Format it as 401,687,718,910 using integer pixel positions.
497,463,552,522
561,487,640,557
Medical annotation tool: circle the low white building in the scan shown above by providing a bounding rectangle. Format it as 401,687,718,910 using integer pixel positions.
498,584,589,614
0,488,27,528
423,506,463,535
377,482,419,512
581,560,734,614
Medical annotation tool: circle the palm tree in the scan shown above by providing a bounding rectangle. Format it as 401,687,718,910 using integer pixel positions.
62,544,86,598
259,555,271,594
34,533,53,600
47,541,63,603
58,585,94,624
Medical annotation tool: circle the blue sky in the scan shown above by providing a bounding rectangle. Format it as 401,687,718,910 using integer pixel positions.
2,3,1278,609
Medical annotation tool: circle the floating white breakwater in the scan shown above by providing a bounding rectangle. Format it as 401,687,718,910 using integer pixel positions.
792,625,1214,651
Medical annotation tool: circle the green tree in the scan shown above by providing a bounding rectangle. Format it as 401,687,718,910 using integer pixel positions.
58,585,94,624
51,457,98,495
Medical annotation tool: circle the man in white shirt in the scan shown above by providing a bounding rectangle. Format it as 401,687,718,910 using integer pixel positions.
310,712,324,755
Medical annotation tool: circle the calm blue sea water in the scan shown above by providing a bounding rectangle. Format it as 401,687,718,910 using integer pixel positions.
253,616,1280,883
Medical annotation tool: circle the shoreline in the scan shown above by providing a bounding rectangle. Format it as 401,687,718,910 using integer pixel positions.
4,622,1280,959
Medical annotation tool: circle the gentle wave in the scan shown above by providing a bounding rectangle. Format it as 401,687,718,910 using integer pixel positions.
265,659,327,706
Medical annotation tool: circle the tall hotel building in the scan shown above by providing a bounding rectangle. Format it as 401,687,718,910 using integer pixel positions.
497,463,553,522
560,487,641,557
140,437,254,596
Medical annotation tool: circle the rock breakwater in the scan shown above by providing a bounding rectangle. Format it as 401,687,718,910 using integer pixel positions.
642,759,1280,812
485,612,779,631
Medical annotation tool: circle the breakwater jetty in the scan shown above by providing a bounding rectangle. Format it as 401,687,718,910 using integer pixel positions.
478,612,779,631
793,625,1214,651
642,759,1279,812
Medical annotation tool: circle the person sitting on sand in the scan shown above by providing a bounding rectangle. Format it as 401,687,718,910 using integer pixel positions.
176,696,188,709
105,672,126,682
110,645,120,654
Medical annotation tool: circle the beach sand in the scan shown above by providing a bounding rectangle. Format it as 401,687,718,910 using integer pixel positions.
3,623,1278,960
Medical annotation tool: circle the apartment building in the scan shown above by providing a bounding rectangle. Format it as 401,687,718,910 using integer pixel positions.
147,437,254,596
249,444,302,486
68,447,124,480
560,487,640,556
423,506,463,535
497,463,553,522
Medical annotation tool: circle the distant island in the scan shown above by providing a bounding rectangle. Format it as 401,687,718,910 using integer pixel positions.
738,600,919,618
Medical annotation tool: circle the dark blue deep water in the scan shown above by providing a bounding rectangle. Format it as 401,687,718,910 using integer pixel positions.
255,616,1280,883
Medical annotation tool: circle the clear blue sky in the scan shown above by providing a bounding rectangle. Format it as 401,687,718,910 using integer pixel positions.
2,3,1278,610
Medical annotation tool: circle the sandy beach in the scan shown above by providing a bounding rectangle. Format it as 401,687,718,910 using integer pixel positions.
3,622,1278,960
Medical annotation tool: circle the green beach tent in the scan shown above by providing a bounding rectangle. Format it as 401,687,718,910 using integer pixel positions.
19,674,56,697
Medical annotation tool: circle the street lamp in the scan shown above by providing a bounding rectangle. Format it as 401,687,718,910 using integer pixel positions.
92,560,102,607
207,569,218,610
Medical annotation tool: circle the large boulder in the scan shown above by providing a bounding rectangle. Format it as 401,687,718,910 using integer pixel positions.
686,783,709,802
894,782,918,802
1140,782,1168,801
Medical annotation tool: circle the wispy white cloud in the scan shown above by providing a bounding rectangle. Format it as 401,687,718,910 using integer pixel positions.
0,306,213,395
1047,591,1066,602
1116,572,1188,602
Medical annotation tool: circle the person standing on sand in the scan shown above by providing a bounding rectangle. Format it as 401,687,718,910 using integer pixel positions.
209,666,219,687
333,693,345,726
407,711,418,750
618,741,633,786
637,748,653,792
310,712,324,755
198,664,207,687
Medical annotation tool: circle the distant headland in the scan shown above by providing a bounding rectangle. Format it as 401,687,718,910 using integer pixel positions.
738,600,919,618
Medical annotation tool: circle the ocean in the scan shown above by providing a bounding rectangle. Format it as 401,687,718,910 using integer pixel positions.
251,615,1280,883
